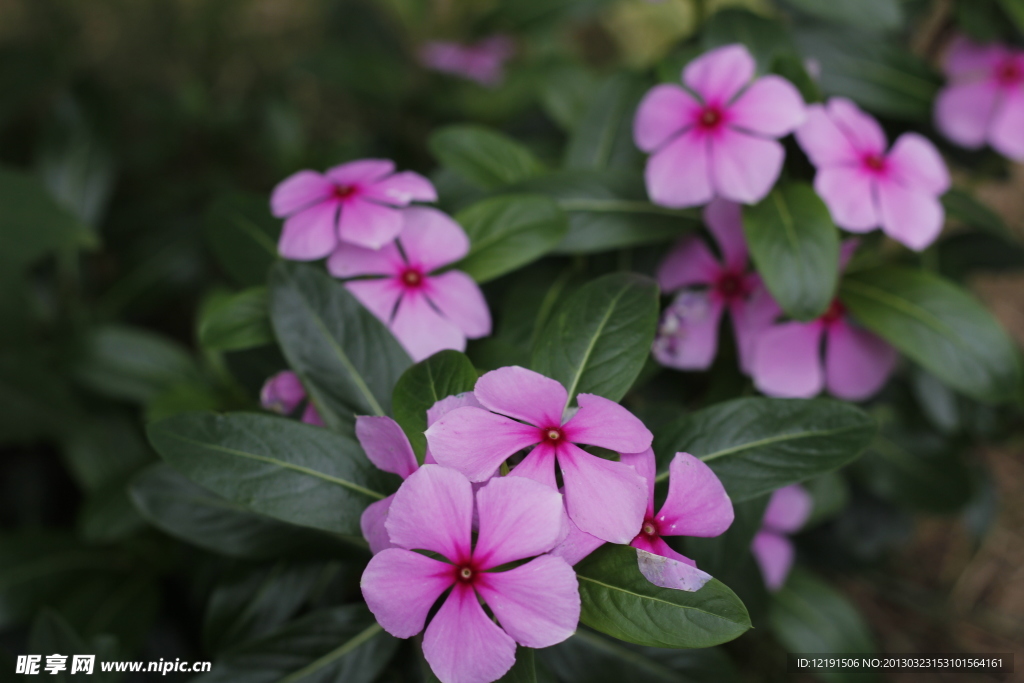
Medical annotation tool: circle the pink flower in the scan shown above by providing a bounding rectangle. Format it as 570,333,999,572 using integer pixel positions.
357,393,482,554
270,159,437,260
795,97,951,251
751,485,813,591
935,36,1024,161
361,465,579,683
633,44,806,208
425,366,652,544
653,199,781,374
419,36,515,87
327,207,491,362
751,242,898,400
260,371,323,426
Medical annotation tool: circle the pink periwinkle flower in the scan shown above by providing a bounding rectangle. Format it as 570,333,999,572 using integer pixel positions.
356,393,482,554
270,159,437,260
327,207,491,362
634,44,806,208
361,465,579,683
751,484,813,591
935,36,1024,161
654,199,781,374
419,36,515,87
751,242,898,401
425,366,652,544
796,97,951,251
260,371,323,426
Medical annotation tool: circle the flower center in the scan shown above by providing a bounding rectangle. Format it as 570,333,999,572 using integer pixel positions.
697,106,725,131
642,522,657,537
820,298,846,325
995,59,1023,87
714,270,748,301
400,268,424,288
459,566,473,581
862,153,887,174
333,184,357,200
545,428,562,442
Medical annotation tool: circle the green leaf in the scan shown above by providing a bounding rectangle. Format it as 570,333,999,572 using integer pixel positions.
771,52,823,103
703,9,795,72
269,261,412,432
653,397,876,502
429,125,545,190
392,350,478,461
146,411,397,536
840,266,1021,402
78,477,147,543
575,545,751,648
743,182,839,320
453,194,568,283
539,64,602,132
564,74,646,171
942,188,1009,237
204,192,281,287
996,0,1024,35
195,605,399,683
532,272,659,403
783,0,903,32
199,287,274,351
60,414,153,492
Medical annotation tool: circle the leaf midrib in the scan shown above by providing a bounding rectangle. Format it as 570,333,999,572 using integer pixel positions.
561,284,629,407
576,575,747,626
273,623,383,683
841,277,962,345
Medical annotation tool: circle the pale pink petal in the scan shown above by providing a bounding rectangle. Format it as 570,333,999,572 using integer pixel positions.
325,159,396,185
475,556,580,648
633,84,701,152
361,548,454,637
390,292,467,362
474,366,567,428
795,104,861,167
363,171,437,206
943,36,1005,78
652,295,724,371
549,515,605,566
657,235,721,291
277,201,340,260
630,533,697,567
326,241,404,278
345,278,402,325
270,170,333,217
887,133,951,195
989,87,1024,161
385,465,474,562
355,416,418,479
683,44,755,105
728,75,806,137
562,394,653,454
934,80,1000,149
619,448,656,516
473,476,567,569
814,166,879,232
510,442,558,490
260,371,307,414
426,407,541,482
360,494,395,554
825,98,887,155
398,207,471,271
752,322,825,398
338,198,404,250
730,286,782,375
710,129,785,204
636,548,712,592
426,392,483,428
427,271,492,338
300,403,324,427
839,238,860,270
423,584,516,683
876,181,945,251
824,318,898,401
703,198,747,270
751,530,794,591
657,452,734,538
558,443,647,544
762,484,813,534
645,129,714,209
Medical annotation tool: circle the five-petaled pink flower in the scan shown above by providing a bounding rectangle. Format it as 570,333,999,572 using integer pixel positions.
425,366,651,544
327,207,491,362
751,242,897,400
634,44,806,208
796,97,951,251
935,36,1024,162
270,159,437,260
419,36,515,87
654,199,781,373
260,371,323,426
361,465,579,683
751,484,813,591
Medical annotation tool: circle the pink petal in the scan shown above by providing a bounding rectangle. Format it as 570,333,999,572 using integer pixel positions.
814,166,879,232
270,170,333,217
633,84,701,152
549,515,605,566
631,533,697,567
636,548,712,592
277,201,340,260
934,80,1000,149
510,442,558,490
563,394,653,454
260,371,307,414
876,180,945,251
751,530,794,591
398,207,471,272
752,322,825,398
619,448,656,516
345,278,402,325
364,171,437,206
825,98,887,155
558,443,647,544
645,129,714,209
390,291,467,362
473,476,567,569
795,104,862,167
355,416,419,479
709,128,785,204
762,484,813,534
989,86,1024,161
300,403,324,427
423,583,516,683
427,271,492,339
361,548,454,638
824,318,898,400
326,241,404,278
887,133,950,195
683,44,755,106
337,198,404,250
426,392,483,428
325,159,396,185
728,75,806,137
703,198,747,270
657,452,734,538
730,286,782,375
943,36,1005,78
839,238,860,271
385,465,474,562
474,366,567,428
360,494,395,554
475,556,580,648
651,294,724,371
426,407,541,482
656,235,721,291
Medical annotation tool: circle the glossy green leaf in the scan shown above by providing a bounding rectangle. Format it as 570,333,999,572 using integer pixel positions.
575,545,751,648
564,74,646,171
743,182,839,320
532,272,659,403
840,266,1021,402
199,287,274,351
392,350,478,461
204,192,281,287
429,125,545,190
653,397,876,502
783,0,903,32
